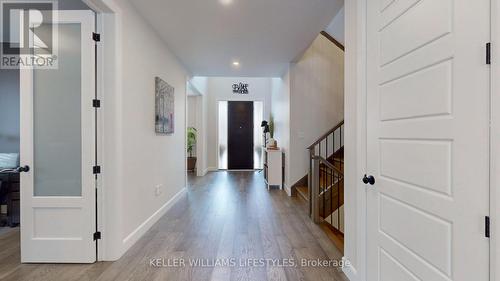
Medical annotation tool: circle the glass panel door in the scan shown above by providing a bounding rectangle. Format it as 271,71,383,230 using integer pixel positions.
33,23,82,196
20,11,96,263
218,101,228,169
253,101,263,169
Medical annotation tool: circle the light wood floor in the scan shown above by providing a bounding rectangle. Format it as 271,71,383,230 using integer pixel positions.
0,171,348,281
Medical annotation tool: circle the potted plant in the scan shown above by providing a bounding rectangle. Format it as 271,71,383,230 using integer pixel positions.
187,127,197,171
267,114,277,148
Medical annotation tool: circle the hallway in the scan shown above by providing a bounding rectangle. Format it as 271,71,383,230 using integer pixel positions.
0,172,348,281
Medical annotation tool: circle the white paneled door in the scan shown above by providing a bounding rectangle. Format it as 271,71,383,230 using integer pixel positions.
366,0,490,280
20,11,96,263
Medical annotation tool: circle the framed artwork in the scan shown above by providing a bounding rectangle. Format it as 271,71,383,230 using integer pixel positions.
155,77,175,134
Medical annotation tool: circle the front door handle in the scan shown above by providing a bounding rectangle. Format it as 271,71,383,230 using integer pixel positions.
362,174,375,185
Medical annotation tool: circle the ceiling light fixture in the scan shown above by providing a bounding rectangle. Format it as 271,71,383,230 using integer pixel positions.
219,0,233,6
232,61,240,67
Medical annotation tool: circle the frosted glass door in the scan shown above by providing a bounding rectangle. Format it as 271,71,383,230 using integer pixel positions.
218,101,228,169
253,101,263,169
33,23,82,196
20,11,96,263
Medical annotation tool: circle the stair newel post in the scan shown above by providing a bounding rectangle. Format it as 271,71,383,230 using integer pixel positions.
311,156,321,223
308,148,313,217
331,168,335,227
339,125,342,173
307,148,313,217
337,171,340,230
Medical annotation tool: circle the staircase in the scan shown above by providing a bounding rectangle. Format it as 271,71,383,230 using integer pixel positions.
296,121,344,236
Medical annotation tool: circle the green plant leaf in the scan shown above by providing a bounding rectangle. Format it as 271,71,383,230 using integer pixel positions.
269,114,274,139
187,127,197,157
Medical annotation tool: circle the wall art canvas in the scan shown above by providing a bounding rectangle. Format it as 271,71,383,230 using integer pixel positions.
155,77,175,134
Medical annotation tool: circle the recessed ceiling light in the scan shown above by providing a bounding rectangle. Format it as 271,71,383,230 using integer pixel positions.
232,61,240,66
219,0,233,6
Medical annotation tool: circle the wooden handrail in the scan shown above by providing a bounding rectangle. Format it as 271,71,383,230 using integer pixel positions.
307,120,344,150
320,31,345,51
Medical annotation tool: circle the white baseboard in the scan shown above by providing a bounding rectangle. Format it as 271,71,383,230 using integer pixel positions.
342,257,359,281
284,184,292,196
207,167,218,172
121,187,187,254
198,167,209,177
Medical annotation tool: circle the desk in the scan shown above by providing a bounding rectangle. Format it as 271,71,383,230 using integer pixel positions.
0,172,20,227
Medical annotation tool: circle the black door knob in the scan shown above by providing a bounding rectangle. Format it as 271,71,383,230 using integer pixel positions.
17,165,30,173
362,174,375,185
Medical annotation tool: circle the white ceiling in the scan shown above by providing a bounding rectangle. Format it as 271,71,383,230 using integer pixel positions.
129,0,344,77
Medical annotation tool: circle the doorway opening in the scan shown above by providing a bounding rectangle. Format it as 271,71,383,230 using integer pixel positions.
218,101,264,170
186,91,202,175
0,1,99,264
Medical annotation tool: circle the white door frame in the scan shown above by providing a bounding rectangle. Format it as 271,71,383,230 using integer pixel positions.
346,0,498,280
343,0,368,280
82,0,122,261
490,0,500,280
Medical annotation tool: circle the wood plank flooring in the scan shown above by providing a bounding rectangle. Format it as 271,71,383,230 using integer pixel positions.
0,171,348,281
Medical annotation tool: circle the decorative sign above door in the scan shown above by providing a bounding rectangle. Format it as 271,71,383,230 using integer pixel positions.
232,83,249,94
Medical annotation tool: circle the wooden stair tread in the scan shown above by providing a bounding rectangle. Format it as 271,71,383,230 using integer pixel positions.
296,186,309,202
319,221,344,254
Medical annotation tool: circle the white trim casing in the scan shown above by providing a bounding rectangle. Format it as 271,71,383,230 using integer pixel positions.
83,0,123,261
342,257,359,281
343,0,367,280
95,11,105,262
491,0,500,280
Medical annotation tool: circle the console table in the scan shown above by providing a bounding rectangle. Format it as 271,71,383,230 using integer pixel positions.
263,148,283,190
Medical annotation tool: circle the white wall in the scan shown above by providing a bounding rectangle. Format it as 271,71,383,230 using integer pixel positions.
271,72,291,193
289,34,345,187
206,77,273,170
100,0,189,258
187,96,198,128
119,0,188,238
271,34,344,195
0,69,20,153
325,6,345,45
190,77,208,96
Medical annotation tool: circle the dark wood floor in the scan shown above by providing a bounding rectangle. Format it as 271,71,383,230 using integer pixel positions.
0,171,348,281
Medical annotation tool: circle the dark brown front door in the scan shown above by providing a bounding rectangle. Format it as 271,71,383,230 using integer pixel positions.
228,101,254,169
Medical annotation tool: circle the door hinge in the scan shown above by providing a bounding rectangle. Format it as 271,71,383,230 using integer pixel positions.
486,43,491,65
93,231,101,240
92,32,101,42
93,99,101,108
485,216,490,238
93,166,101,174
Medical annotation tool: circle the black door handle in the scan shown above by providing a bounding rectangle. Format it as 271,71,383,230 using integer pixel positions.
362,174,375,185
17,165,30,173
